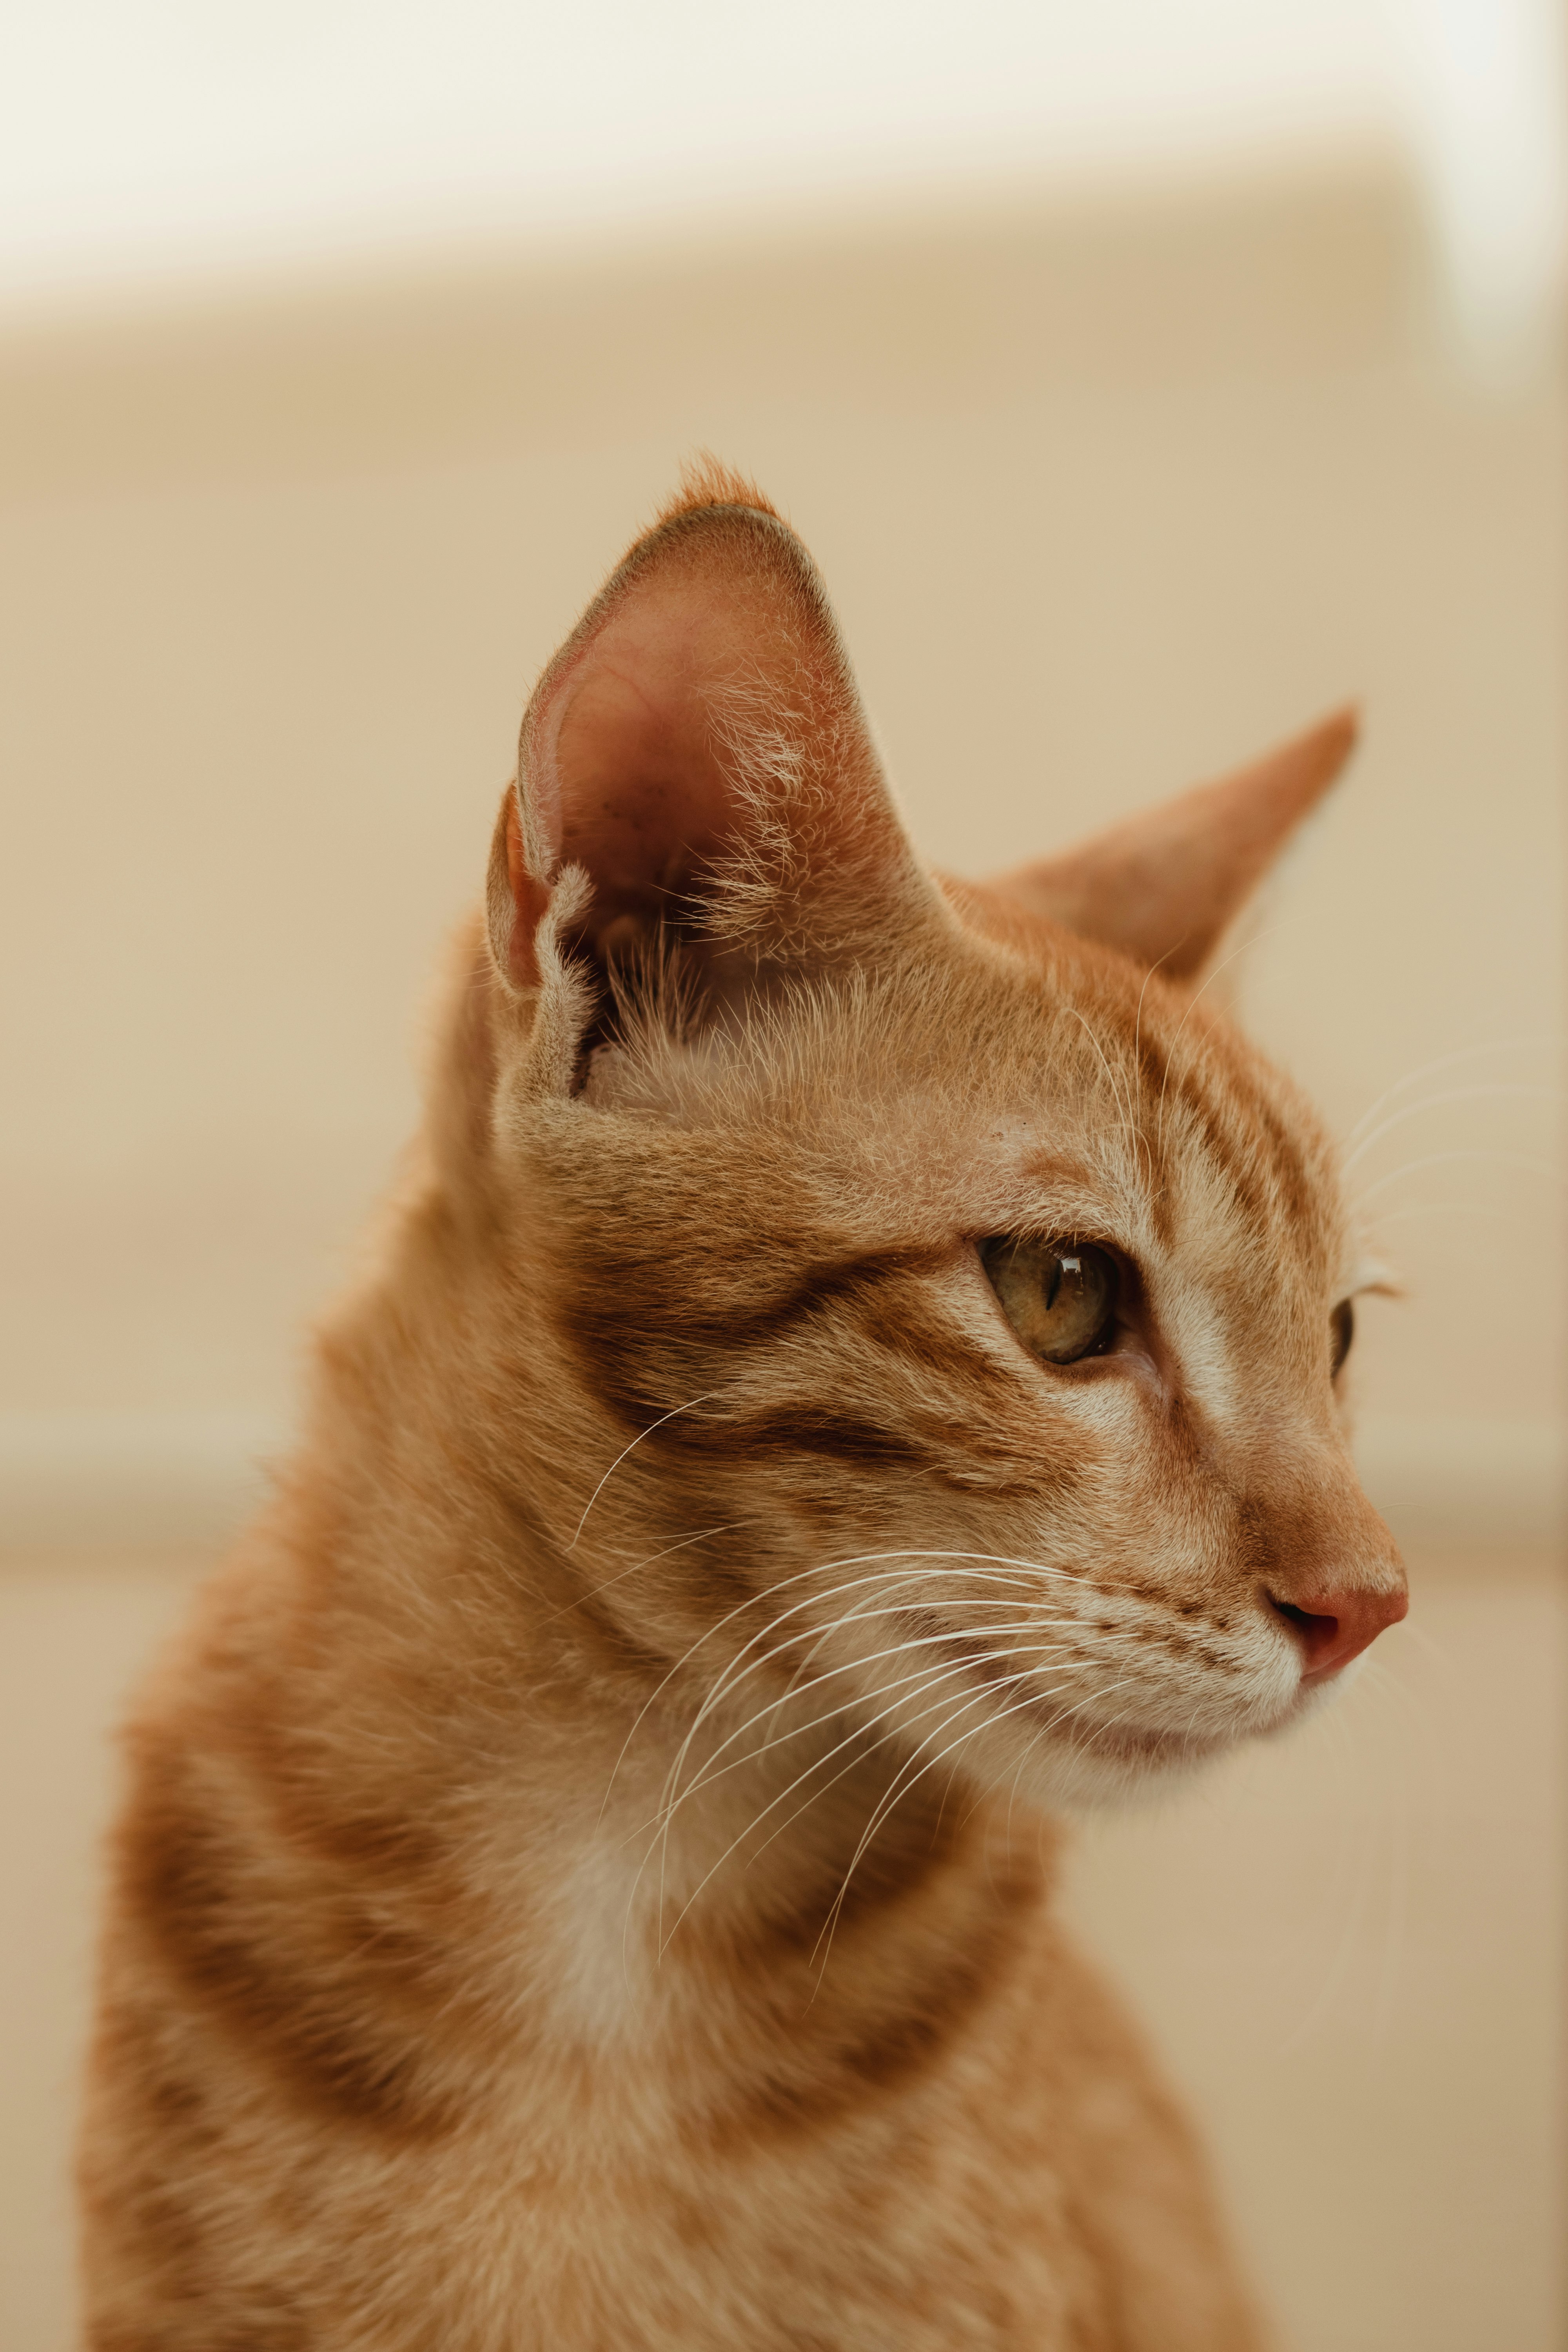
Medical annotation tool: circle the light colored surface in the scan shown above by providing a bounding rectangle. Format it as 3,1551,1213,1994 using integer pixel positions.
0,0,1404,308
3,1545,1561,2352
5,1,1565,377
0,159,1561,1520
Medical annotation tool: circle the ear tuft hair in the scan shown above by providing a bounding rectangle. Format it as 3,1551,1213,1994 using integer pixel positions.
651,454,782,536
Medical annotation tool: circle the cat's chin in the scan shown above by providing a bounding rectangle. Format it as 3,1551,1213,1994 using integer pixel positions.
1004,1717,1239,1814
1262,1652,1367,1731
1047,1668,1358,1806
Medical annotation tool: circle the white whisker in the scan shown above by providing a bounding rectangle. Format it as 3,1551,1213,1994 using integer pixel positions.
568,1392,724,1549
1346,1035,1550,1145
1341,1083,1552,1176
650,1584,1084,1870
811,1672,1146,1979
611,1548,1092,1821
652,1639,1104,1957
1354,1147,1552,1206
548,1516,760,1623
663,1622,1087,1828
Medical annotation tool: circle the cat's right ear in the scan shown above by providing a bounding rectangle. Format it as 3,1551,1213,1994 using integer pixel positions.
980,709,1358,981
484,473,931,1002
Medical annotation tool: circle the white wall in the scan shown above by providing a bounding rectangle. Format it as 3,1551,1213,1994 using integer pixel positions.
5,0,1565,376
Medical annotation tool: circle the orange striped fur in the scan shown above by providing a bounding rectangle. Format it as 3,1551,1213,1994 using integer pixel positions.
80,482,1404,2349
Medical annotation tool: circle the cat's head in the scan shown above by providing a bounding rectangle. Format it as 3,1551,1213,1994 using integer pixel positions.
459,467,1405,1807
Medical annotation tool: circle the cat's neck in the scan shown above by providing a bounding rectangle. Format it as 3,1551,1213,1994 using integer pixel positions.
264,1229,1054,2091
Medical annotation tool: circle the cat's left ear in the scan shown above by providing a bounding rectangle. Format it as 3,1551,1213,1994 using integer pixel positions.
486,474,932,995
982,708,1358,980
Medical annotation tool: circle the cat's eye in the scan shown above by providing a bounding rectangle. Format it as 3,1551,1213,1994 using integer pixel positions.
1330,1298,1354,1379
981,1238,1119,1366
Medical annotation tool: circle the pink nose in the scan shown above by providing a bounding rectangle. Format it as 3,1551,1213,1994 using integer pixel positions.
1271,1585,1408,1681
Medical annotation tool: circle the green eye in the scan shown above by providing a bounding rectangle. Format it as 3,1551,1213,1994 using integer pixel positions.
1330,1298,1355,1378
982,1238,1119,1365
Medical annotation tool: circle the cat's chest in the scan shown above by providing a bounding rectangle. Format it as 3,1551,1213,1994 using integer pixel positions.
425,1925,1120,2349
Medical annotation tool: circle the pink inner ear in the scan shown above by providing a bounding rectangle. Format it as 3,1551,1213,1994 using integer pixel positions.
544,609,739,947
493,490,928,996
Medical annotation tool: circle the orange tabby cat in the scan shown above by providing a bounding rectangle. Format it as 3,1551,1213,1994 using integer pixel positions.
80,468,1406,2350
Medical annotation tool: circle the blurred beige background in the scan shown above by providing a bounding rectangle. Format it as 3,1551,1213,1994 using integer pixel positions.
1,117,1563,2352
2,158,1562,1537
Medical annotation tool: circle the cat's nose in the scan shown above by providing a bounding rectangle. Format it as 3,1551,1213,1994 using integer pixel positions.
1269,1583,1408,1682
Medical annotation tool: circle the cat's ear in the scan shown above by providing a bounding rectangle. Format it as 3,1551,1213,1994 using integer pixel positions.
982,709,1358,980
486,470,927,994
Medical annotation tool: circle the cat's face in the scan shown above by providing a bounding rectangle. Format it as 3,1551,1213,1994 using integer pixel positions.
472,471,1405,1809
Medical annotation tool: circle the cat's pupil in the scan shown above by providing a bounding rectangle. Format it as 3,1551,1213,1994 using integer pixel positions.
982,1238,1118,1365
1330,1297,1355,1379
